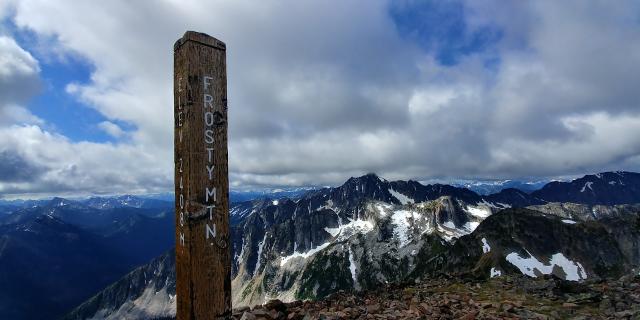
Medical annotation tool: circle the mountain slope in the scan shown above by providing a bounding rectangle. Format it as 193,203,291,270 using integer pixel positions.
0,197,175,319
532,171,640,205
411,208,639,281
0,215,128,320
63,250,176,320
65,172,640,319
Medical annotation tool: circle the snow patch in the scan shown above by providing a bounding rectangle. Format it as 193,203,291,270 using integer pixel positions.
481,238,491,253
235,238,245,265
580,182,593,193
348,247,359,290
391,210,421,247
464,221,480,232
490,267,501,278
272,200,279,205
280,242,331,267
375,203,392,217
324,218,374,240
562,219,577,224
442,220,456,229
465,206,492,218
254,234,267,276
506,251,588,281
388,188,414,205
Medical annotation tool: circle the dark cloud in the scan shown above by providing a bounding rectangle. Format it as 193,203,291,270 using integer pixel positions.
0,151,43,182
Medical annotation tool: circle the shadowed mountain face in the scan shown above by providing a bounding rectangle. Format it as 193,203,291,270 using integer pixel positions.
65,172,640,319
0,196,174,320
0,215,128,320
62,250,176,320
532,171,640,205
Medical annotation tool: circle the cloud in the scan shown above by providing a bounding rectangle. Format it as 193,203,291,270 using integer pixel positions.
0,35,42,125
0,150,44,183
0,124,171,196
98,121,125,138
0,0,639,196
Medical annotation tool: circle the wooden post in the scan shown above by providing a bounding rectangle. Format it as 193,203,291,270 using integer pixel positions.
174,31,231,319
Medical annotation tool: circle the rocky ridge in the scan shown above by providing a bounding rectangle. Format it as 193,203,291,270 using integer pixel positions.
231,275,640,319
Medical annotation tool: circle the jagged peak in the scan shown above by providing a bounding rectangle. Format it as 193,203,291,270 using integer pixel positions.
343,173,388,186
48,197,72,207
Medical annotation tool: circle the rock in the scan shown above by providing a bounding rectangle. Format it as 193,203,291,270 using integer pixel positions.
614,310,635,318
366,303,380,314
228,274,640,320
460,311,478,320
265,299,287,312
240,311,257,320
251,309,271,319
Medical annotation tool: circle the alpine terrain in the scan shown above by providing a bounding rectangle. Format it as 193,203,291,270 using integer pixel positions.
64,171,640,319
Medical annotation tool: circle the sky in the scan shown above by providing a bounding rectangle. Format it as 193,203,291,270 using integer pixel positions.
0,0,640,198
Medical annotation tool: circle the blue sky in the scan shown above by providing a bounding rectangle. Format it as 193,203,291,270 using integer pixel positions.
8,27,130,143
1,0,639,198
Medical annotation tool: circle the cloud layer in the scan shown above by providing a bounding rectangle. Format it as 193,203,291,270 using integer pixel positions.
1,0,640,197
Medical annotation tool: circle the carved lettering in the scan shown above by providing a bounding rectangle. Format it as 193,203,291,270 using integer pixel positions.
206,187,217,203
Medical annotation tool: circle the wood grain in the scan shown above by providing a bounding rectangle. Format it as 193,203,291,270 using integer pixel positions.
174,31,231,320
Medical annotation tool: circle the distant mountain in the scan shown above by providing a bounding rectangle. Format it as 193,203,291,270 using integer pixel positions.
532,171,640,205
230,188,316,203
84,195,173,210
454,179,549,195
63,250,176,320
53,171,640,319
483,188,545,207
0,197,175,319
0,214,128,320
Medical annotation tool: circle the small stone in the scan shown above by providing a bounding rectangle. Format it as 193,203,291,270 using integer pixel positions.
460,311,478,320
562,302,578,308
502,304,514,312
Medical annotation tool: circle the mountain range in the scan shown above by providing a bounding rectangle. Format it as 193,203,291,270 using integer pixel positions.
0,196,175,319
59,171,640,319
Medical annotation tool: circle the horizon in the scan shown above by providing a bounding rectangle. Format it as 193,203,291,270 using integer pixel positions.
2,1,640,197
0,169,628,201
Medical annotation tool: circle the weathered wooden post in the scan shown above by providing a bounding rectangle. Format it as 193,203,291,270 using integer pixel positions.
174,31,231,319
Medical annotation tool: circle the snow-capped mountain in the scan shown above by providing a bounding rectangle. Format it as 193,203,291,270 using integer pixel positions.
65,172,640,319
531,171,640,205
453,179,549,195
415,206,640,282
84,195,172,210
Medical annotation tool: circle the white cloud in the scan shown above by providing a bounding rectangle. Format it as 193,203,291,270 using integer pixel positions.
0,35,42,126
98,121,126,138
0,124,171,197
0,35,38,77
0,0,639,196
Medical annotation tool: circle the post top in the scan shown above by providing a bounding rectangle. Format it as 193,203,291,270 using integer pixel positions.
174,31,226,51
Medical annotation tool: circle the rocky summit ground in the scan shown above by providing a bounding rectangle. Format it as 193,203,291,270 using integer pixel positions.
232,275,640,320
